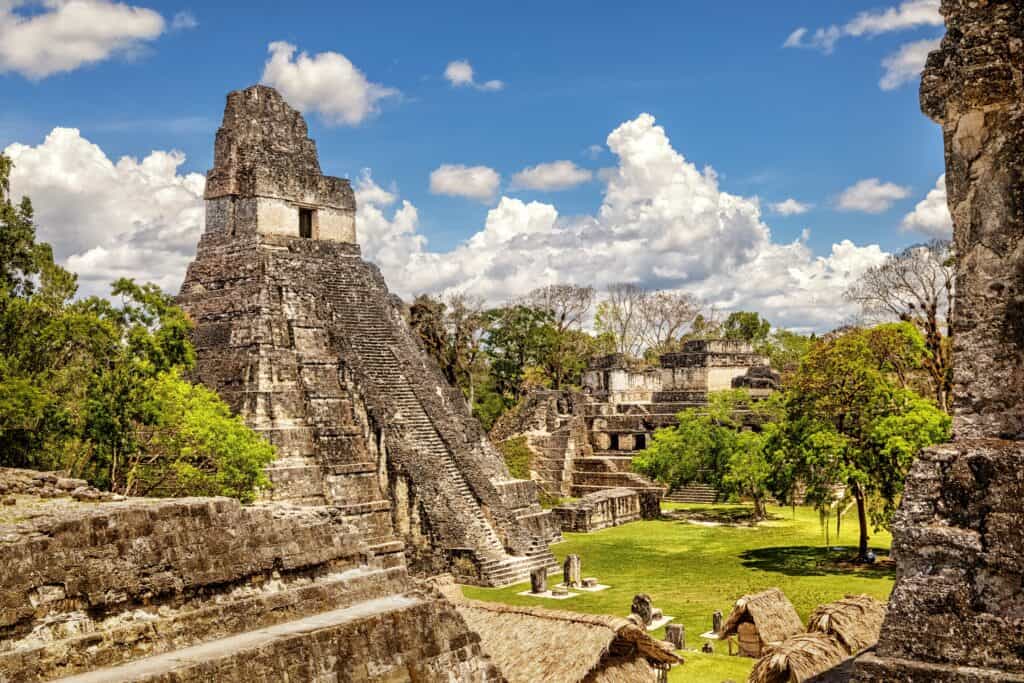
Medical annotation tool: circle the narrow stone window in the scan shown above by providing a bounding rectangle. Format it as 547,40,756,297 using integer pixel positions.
299,208,314,239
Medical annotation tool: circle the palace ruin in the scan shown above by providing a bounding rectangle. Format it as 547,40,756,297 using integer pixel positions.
492,340,777,528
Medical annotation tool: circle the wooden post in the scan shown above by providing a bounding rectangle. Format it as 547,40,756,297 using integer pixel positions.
712,610,723,635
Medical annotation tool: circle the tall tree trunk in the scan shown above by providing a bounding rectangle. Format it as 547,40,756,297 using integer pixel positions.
853,482,870,562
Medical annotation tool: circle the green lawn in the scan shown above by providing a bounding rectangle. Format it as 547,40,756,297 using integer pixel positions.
462,503,894,683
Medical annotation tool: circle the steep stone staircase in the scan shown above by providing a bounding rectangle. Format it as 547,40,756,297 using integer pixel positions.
321,258,555,586
663,483,720,504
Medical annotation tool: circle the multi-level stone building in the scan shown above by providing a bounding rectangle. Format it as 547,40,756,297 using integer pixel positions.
493,340,777,519
178,85,557,587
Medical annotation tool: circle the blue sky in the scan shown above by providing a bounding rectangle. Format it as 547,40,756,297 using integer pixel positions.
0,0,951,331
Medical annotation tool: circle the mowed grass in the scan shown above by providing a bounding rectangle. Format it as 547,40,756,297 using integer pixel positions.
462,503,894,683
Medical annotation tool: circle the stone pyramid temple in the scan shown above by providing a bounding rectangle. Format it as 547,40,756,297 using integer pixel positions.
177,85,558,587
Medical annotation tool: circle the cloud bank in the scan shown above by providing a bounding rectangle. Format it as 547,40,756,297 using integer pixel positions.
6,115,891,332
4,127,204,298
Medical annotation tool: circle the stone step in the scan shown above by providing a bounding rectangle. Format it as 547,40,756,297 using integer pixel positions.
7,566,411,683
52,595,425,683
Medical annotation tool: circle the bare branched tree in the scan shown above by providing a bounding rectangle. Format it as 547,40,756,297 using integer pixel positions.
639,290,701,353
845,239,955,411
525,284,595,333
596,282,649,357
445,292,487,406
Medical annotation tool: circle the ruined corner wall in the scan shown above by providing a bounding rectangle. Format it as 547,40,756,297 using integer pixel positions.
854,3,1024,681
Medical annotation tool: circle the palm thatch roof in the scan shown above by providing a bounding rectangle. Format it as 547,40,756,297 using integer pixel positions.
721,588,803,645
806,594,886,655
436,581,679,683
748,632,849,683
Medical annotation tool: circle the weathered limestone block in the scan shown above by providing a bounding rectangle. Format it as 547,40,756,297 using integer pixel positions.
918,1,1024,440
854,3,1024,680
0,497,368,635
666,623,685,650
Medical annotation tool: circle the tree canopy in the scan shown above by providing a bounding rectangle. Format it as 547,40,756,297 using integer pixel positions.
0,154,273,501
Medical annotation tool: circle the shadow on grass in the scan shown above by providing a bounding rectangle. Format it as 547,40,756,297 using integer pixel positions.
739,545,897,578
664,505,780,526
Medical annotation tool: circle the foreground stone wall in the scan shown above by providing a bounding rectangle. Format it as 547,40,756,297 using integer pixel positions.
0,482,502,682
854,3,1024,681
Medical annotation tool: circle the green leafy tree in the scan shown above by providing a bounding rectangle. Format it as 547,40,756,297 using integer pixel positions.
482,304,557,405
769,323,951,560
758,329,815,375
635,390,780,519
722,311,772,345
0,153,274,502
132,371,274,502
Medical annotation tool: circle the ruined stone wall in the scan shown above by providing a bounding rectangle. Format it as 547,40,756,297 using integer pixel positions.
854,3,1024,681
0,483,502,682
552,488,643,533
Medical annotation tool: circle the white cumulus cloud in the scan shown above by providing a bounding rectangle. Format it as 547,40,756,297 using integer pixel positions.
0,0,167,79
4,127,204,298
363,114,889,332
429,164,501,202
6,115,891,332
261,41,399,126
880,37,942,90
838,178,911,214
785,0,941,52
901,174,952,237
785,1,943,90
443,59,504,91
845,0,943,36
511,161,593,191
770,198,812,216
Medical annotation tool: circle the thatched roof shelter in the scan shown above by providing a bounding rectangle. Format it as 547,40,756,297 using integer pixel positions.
436,581,680,682
748,632,849,683
721,588,804,657
806,594,886,655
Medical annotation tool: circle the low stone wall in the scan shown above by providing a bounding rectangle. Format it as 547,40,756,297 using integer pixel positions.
0,469,507,682
553,488,644,533
40,594,503,683
1,497,370,637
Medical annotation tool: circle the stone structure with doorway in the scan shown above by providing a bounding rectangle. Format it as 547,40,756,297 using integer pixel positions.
491,340,777,517
179,85,558,587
